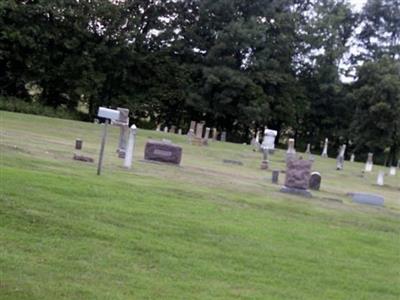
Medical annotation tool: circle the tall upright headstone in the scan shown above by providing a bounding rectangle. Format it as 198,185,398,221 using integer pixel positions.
286,138,296,162
321,138,328,158
156,124,161,131
204,127,211,145
114,107,130,158
365,153,373,172
260,148,269,170
336,144,346,170
189,121,196,134
195,123,204,139
178,128,182,135
164,126,168,133
221,131,227,142
187,129,194,144
261,129,278,154
212,128,218,141
389,166,396,176
124,125,137,169
305,144,311,154
350,153,355,162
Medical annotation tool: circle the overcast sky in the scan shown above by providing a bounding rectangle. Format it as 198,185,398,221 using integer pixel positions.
349,0,367,11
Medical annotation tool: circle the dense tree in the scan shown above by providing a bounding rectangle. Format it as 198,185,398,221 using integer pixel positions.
350,56,400,165
0,0,399,162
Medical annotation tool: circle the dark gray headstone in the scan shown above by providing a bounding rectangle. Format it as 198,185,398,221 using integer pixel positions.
272,170,279,184
280,159,312,197
350,193,384,207
75,139,82,150
223,159,243,166
73,153,94,163
144,140,182,165
309,172,321,190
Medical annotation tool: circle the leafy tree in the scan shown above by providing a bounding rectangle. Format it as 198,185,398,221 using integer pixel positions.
350,56,400,165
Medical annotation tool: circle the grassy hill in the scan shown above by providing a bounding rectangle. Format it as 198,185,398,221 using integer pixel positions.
1,111,399,299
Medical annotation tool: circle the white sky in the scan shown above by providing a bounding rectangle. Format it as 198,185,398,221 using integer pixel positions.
349,0,367,11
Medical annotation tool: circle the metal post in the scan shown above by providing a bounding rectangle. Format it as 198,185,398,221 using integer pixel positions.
97,120,109,175
124,124,137,169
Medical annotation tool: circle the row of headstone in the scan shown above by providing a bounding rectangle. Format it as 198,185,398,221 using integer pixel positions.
186,120,226,145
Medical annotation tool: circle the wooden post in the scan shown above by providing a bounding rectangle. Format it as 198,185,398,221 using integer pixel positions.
97,120,109,175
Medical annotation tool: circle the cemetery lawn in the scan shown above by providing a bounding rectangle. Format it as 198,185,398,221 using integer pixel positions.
1,111,399,300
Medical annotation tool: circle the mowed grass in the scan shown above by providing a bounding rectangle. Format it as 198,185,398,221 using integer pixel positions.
0,111,399,300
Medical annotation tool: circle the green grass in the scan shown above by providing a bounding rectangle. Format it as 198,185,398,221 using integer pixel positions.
0,111,399,299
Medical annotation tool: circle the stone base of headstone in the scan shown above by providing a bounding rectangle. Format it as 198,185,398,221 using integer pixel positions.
272,170,279,184
260,160,269,170
280,186,312,198
202,139,209,146
268,149,275,155
192,136,203,146
118,150,126,159
286,153,296,163
73,153,94,163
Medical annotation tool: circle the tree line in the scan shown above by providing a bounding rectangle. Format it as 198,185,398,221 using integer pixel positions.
0,0,399,164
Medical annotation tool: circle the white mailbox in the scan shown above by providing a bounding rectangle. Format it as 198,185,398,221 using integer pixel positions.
97,107,120,121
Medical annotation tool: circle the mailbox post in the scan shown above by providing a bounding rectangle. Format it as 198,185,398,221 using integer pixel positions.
97,107,121,175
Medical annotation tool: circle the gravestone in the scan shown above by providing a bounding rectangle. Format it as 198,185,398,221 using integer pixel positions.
178,129,182,135
365,153,373,172
189,121,196,134
261,129,277,154
204,127,211,145
163,126,168,133
187,129,195,144
223,159,243,166
309,172,321,190
260,148,269,170
75,139,82,150
336,144,346,170
169,126,176,134
144,140,182,165
349,193,384,206
272,170,279,184
398,160,400,169
286,138,296,163
377,171,384,186
280,159,312,197
112,107,130,157
350,153,355,162
221,131,227,142
73,153,94,163
196,123,204,139
212,128,218,141
305,144,311,154
321,138,328,157
156,124,161,131
389,166,396,176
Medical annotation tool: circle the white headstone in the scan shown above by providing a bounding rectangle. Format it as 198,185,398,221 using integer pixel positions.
389,166,396,176
321,138,328,157
124,125,137,169
261,129,278,151
365,153,373,172
377,171,384,186
350,153,355,162
164,126,168,133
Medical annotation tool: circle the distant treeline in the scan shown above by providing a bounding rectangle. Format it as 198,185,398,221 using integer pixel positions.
0,0,399,164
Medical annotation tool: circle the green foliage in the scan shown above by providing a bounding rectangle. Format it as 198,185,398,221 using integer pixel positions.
0,0,399,153
0,97,86,120
350,56,400,165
